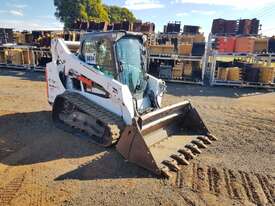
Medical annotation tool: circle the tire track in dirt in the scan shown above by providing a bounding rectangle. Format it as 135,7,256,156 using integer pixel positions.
0,173,25,206
196,104,275,117
224,169,243,200
207,167,221,195
29,167,43,206
172,163,274,206
255,174,275,204
239,171,260,204
196,104,275,133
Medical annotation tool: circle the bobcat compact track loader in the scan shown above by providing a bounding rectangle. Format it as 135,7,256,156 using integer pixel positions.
46,31,217,177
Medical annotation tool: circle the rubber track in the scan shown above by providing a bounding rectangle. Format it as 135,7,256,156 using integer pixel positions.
60,92,125,145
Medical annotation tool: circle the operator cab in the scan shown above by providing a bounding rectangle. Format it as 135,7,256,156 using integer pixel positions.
79,31,148,95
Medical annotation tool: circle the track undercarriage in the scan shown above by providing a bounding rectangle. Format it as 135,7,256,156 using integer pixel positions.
52,92,125,147
52,92,217,178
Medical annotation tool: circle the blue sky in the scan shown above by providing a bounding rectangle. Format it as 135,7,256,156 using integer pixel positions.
0,0,275,36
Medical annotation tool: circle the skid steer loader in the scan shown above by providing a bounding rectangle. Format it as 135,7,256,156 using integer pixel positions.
46,31,216,177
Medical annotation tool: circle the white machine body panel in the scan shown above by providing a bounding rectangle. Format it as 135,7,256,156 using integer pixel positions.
46,38,164,126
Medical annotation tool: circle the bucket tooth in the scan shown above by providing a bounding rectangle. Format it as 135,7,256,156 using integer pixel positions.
197,136,212,144
192,139,207,149
161,166,172,178
171,154,189,165
178,148,195,159
162,160,180,172
207,133,217,141
185,144,202,154
116,101,216,177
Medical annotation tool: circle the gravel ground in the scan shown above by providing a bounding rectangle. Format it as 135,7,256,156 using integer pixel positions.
0,69,274,206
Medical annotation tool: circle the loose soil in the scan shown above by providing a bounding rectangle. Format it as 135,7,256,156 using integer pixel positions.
0,69,274,206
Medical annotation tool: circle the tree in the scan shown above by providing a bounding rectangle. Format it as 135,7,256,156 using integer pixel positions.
54,0,136,28
54,0,84,28
84,0,109,22
104,5,136,23
54,0,109,28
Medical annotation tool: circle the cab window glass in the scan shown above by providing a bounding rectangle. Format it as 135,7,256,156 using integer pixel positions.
82,39,114,76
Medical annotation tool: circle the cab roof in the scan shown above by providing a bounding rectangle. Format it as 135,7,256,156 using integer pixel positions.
80,31,145,43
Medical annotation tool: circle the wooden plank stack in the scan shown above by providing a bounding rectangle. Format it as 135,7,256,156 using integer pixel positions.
183,61,193,76
6,49,23,65
217,67,241,81
253,38,268,53
178,43,192,55
172,63,183,79
217,68,228,80
258,66,274,83
227,67,241,81
149,45,175,55
235,37,255,53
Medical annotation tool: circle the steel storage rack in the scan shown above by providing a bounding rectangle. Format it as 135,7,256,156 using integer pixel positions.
206,33,275,89
148,52,206,85
148,32,207,85
0,45,51,72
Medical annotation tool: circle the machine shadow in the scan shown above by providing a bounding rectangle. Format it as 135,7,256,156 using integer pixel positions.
166,83,272,98
0,111,103,165
55,152,152,180
0,111,150,179
0,68,45,82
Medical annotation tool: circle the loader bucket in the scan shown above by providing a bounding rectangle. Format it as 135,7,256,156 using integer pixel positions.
116,101,217,177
